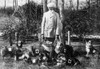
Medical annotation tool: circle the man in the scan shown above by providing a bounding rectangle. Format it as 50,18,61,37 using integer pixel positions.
41,2,62,63
41,2,62,42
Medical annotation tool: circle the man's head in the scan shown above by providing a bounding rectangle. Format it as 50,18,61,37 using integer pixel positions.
47,2,56,10
88,40,91,43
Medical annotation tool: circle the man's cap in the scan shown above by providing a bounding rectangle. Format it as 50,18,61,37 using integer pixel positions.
18,40,21,42
47,2,56,8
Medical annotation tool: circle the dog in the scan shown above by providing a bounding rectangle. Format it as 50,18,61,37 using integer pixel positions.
55,41,80,66
85,40,98,57
15,47,24,60
1,40,26,61
21,45,42,64
1,45,16,60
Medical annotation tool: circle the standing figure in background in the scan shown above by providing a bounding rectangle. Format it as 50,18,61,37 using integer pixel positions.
41,2,62,63
85,40,96,57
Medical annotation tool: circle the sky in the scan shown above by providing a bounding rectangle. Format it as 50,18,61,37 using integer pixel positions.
0,0,28,7
0,0,88,8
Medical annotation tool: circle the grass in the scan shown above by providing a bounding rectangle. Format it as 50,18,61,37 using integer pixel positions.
0,11,100,69
0,39,100,69
0,34,100,69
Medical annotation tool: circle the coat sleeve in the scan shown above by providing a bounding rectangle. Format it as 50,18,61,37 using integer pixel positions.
56,13,63,36
41,13,46,35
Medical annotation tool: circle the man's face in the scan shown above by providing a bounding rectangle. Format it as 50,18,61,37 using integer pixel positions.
49,7,55,10
18,41,21,46
18,43,21,46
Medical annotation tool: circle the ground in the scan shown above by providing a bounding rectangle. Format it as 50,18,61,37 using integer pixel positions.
0,36,100,69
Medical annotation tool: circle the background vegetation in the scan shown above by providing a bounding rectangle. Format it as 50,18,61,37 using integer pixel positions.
0,0,100,42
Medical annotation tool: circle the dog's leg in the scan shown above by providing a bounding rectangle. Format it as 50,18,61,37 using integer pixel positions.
14,55,17,61
86,48,90,57
86,52,89,57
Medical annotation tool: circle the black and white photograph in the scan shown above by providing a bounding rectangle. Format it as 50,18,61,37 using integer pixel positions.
0,0,100,69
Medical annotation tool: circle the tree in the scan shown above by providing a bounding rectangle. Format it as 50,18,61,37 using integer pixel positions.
77,0,79,10
43,0,47,13
2,2,43,42
59,0,65,45
56,0,58,8
4,0,6,9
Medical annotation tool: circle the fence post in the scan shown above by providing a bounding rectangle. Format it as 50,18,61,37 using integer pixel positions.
68,31,71,45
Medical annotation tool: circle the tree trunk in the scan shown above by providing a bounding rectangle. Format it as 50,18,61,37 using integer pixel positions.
77,0,79,10
70,0,73,10
4,0,6,13
4,0,6,9
56,0,58,8
15,0,18,10
87,0,91,8
15,32,19,43
13,0,15,9
59,0,65,45
43,0,47,13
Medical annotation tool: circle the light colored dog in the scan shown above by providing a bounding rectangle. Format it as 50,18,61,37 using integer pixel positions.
85,40,96,57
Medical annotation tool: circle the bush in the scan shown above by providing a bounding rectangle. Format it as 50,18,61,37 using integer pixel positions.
2,2,43,42
64,4,100,37
0,7,14,16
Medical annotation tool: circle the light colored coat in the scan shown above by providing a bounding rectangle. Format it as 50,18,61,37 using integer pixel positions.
41,10,62,38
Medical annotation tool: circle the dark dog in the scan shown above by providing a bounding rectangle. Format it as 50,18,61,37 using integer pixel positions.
16,47,24,60
1,46,16,60
1,41,25,61
22,45,42,64
55,41,80,66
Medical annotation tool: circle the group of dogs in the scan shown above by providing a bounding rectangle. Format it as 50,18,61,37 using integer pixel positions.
0,40,99,66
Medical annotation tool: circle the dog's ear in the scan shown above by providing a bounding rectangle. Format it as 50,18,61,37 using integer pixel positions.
5,46,7,48
60,43,63,46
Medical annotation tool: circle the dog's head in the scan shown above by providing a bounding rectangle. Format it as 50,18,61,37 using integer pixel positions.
57,53,66,63
55,41,63,54
17,41,23,48
35,49,40,54
31,46,40,56
8,47,12,52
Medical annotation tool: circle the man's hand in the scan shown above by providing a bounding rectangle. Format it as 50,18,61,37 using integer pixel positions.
56,35,59,40
41,34,44,41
